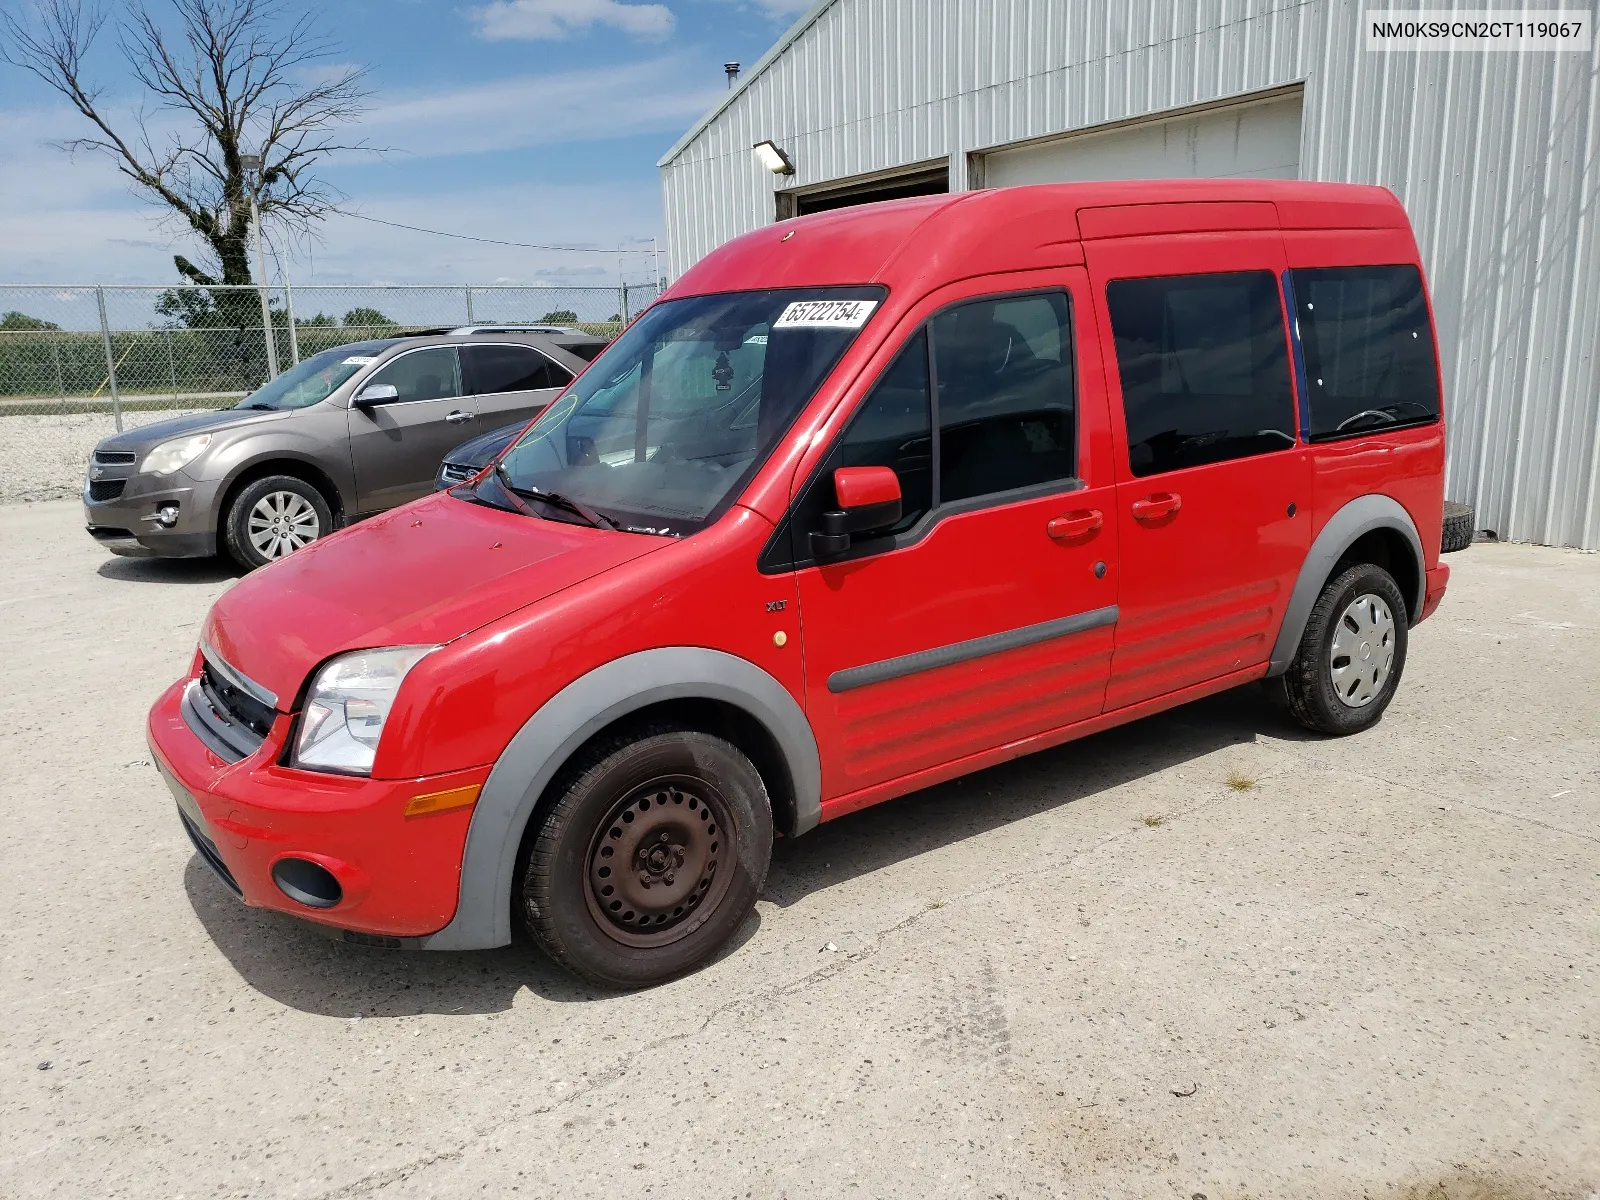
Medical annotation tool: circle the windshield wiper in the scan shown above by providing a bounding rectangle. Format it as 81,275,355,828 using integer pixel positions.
493,463,620,531
236,401,275,410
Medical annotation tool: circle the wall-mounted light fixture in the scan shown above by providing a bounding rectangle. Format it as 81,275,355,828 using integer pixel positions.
752,140,795,176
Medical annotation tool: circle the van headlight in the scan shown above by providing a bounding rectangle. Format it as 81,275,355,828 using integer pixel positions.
139,433,213,475
292,646,436,776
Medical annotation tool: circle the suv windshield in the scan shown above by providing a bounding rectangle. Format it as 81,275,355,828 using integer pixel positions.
236,340,392,411
491,287,885,536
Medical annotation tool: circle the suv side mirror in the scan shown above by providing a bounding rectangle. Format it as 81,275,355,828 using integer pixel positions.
353,383,398,406
810,465,902,559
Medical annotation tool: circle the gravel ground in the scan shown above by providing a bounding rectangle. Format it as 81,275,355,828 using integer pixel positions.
0,409,207,505
1,498,1596,1199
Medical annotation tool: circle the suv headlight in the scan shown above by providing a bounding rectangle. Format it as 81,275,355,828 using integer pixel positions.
292,646,436,775
140,433,213,475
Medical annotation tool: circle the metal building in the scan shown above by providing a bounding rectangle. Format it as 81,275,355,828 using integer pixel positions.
658,0,1600,549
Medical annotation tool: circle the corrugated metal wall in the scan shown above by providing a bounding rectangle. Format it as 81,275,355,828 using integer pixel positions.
660,0,1600,549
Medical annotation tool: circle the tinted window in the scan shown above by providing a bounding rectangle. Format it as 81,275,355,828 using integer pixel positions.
560,341,608,363
464,344,570,395
1292,265,1440,440
934,293,1075,503
1106,271,1295,477
790,329,934,556
366,346,461,403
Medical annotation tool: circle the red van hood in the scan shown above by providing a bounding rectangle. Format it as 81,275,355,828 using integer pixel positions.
202,492,664,706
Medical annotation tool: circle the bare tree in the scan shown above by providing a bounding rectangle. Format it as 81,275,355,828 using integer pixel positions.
2,0,370,286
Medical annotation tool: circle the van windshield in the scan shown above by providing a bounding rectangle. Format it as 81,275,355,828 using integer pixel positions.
235,341,392,411
490,287,885,536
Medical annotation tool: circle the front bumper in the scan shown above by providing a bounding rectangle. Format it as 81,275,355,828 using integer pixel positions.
83,465,220,558
148,676,489,940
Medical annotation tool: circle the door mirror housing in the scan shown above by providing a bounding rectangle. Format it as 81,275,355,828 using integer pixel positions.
810,465,902,559
353,383,398,406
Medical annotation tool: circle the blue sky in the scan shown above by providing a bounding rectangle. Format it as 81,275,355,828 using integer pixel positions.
0,0,811,287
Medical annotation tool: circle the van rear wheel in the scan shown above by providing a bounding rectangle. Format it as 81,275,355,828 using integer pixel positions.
1283,562,1409,736
519,726,772,989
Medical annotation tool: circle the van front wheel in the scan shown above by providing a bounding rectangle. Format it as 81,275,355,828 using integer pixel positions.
519,726,773,989
1283,562,1410,736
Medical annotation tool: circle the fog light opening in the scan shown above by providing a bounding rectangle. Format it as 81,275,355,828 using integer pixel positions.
272,858,343,909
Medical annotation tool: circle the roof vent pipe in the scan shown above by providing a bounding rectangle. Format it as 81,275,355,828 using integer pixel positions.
724,62,740,89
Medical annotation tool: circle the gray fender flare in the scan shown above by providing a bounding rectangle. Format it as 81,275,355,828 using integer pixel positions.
422,647,820,950
1266,494,1425,676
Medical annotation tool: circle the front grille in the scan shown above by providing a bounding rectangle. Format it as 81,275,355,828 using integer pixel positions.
177,807,243,897
88,479,126,502
200,662,276,739
439,462,474,485
93,450,137,464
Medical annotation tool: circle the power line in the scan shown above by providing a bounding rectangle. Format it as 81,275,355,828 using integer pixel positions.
341,211,654,254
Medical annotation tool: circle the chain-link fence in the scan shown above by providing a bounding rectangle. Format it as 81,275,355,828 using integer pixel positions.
0,281,661,505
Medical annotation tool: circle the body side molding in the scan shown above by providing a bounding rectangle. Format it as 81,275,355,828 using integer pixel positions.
1267,493,1425,676
422,647,820,951
828,605,1118,693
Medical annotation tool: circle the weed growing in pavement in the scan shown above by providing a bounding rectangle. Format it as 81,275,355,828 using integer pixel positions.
1141,815,1164,827
1226,772,1257,791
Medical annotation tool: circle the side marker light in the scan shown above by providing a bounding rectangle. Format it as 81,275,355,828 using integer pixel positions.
404,784,481,819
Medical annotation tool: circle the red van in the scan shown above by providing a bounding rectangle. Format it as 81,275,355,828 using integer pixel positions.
149,181,1453,987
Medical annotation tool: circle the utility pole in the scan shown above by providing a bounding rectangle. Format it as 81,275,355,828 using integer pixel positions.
240,153,280,381
652,237,661,291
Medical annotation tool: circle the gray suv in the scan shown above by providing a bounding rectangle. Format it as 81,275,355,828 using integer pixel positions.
83,330,605,569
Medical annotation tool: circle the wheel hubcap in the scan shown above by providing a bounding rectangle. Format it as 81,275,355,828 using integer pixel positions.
1330,592,1395,708
247,491,319,559
584,778,734,949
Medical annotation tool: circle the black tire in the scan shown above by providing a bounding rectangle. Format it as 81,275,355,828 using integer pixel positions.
519,725,773,989
1441,500,1475,554
1283,562,1409,736
222,475,333,571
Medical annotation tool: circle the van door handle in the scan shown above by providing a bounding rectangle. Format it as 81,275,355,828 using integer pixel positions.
1047,509,1103,540
445,410,473,424
1130,492,1181,522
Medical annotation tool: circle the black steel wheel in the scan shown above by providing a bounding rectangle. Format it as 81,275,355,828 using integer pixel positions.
519,725,772,989
582,777,736,948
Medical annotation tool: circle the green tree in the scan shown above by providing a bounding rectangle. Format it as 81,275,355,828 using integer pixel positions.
343,307,395,329
297,313,336,327
2,0,370,287
0,311,61,331
541,309,579,323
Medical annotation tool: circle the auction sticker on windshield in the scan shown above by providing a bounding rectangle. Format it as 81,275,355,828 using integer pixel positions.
342,356,377,365
773,299,878,329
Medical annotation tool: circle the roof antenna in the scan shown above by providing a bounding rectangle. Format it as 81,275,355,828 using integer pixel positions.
724,61,741,89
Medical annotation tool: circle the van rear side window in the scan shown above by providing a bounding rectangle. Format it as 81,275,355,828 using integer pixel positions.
1291,265,1440,441
1105,271,1295,478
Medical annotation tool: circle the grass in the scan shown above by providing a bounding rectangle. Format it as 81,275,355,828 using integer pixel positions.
1226,772,1257,792
1141,815,1164,828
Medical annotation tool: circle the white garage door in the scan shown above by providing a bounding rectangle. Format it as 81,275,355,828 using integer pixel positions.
982,91,1302,189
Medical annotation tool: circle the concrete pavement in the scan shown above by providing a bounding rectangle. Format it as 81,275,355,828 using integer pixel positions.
1,498,1595,1199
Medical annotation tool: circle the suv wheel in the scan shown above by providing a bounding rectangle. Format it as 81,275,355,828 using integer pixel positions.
1283,562,1410,736
520,726,773,989
223,476,332,570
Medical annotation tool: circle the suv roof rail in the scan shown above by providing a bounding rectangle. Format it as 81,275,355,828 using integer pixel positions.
446,324,579,336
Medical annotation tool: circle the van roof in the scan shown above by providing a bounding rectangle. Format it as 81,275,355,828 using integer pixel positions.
668,180,1409,300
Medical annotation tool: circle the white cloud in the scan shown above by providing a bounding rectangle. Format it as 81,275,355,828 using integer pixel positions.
472,0,675,41
358,56,718,157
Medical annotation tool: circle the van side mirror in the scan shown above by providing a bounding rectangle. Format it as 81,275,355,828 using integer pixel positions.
810,465,902,559
353,383,398,406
